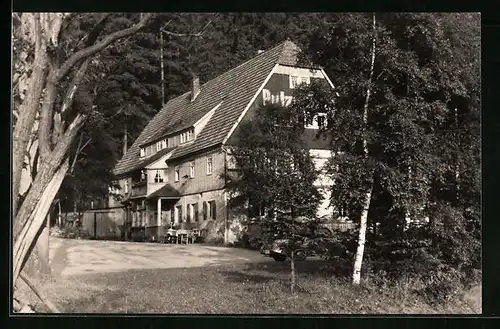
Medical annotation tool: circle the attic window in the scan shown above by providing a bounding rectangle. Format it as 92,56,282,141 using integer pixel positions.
290,75,310,89
180,128,195,144
140,148,145,157
154,170,164,183
155,139,167,152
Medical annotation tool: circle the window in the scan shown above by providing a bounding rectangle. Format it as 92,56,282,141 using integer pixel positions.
187,203,197,222
140,148,145,157
174,205,182,224
204,200,217,220
305,112,327,129
124,180,129,194
154,170,164,183
193,203,199,221
180,129,194,144
187,204,192,222
317,114,326,128
162,139,167,149
305,114,314,127
210,201,217,220
174,166,180,182
207,157,213,175
141,170,147,181
190,161,195,178
290,75,310,89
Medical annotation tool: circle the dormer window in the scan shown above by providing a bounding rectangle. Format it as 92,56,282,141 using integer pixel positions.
180,128,195,144
155,139,168,152
140,148,145,157
290,75,310,89
154,170,164,183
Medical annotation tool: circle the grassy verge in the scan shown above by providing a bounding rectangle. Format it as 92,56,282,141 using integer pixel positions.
32,259,480,314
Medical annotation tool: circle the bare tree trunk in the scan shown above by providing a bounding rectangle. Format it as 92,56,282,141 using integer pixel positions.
12,13,49,216
12,12,154,311
352,13,377,286
290,250,296,294
14,158,70,287
23,214,51,277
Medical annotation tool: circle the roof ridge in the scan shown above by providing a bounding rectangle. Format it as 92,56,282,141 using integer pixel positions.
163,41,291,106
195,41,287,89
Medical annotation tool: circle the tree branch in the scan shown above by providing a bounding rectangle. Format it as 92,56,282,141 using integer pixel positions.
69,133,91,174
161,14,216,37
40,14,114,161
74,14,111,50
55,13,153,83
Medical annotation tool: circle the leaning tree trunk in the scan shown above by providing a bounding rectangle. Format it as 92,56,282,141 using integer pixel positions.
12,14,153,311
352,13,377,285
22,215,51,278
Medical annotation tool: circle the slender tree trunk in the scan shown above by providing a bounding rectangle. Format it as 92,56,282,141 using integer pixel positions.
352,13,377,286
57,199,62,227
123,125,128,156
290,250,296,294
352,186,373,284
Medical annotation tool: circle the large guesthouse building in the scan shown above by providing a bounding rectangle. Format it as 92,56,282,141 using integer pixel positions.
112,40,339,243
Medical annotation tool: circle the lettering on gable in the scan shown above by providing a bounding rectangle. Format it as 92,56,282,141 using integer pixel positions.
262,89,293,107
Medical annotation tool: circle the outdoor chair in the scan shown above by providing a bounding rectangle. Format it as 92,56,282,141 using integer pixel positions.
176,229,189,244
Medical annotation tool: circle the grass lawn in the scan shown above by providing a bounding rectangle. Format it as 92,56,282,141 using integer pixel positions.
31,259,480,314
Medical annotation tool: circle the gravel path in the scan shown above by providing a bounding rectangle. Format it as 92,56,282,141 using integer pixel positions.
49,237,269,276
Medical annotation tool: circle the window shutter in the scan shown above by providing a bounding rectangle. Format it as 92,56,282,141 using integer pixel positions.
194,204,199,221
203,202,207,220
187,205,191,222
179,205,183,223
212,201,217,220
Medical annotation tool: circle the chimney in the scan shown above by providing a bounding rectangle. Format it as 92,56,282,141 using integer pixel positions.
191,75,200,102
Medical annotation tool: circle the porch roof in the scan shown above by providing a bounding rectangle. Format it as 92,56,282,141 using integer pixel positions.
146,184,181,200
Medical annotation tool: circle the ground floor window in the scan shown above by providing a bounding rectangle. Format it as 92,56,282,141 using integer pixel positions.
187,203,198,222
174,205,182,224
203,200,217,220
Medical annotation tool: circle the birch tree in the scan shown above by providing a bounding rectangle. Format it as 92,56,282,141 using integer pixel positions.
300,12,479,284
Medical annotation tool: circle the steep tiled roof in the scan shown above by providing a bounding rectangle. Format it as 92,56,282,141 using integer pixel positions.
114,40,305,176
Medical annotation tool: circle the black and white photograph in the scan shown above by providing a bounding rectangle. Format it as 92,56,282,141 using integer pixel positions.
11,12,480,314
